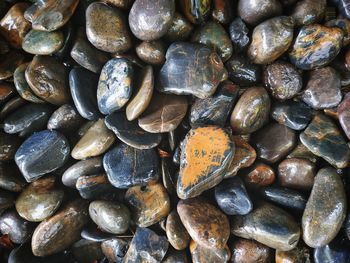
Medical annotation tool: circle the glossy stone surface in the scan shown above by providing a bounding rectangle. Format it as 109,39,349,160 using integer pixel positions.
76,173,114,199
231,201,300,251
302,67,342,109
159,42,227,99
163,248,189,263
263,60,302,101
15,130,70,182
22,29,64,55
165,12,193,42
71,119,115,160
231,238,274,263
101,238,130,262
326,18,350,46
177,126,234,199
103,144,159,188
276,244,312,263
229,18,250,52
31,200,89,257
291,0,326,26
15,176,64,222
69,67,100,120
300,114,350,169
166,210,190,250
244,162,276,187
125,183,170,227
177,197,230,250
302,167,347,248
0,51,25,80
287,141,318,163
248,16,294,64
0,132,22,161
138,93,188,133
136,40,165,65
230,87,270,134
89,200,130,234
212,0,233,24
215,177,253,215
25,55,70,105
97,58,133,115
126,65,154,121
180,0,211,24
0,163,26,192
338,92,350,139
47,104,84,133
24,0,79,31
271,101,312,130
238,0,282,25
289,24,343,70
190,81,239,127
0,97,26,120
338,0,350,20
123,227,169,263
314,243,350,263
190,241,231,263
86,2,131,53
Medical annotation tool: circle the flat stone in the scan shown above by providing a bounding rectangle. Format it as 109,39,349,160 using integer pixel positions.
103,143,159,188
71,119,116,160
238,0,282,25
15,130,70,182
136,40,165,65
302,167,347,248
125,183,170,227
338,92,350,140
190,241,231,263
76,173,115,199
300,114,350,168
47,104,85,133
166,210,190,250
22,29,64,55
177,126,234,199
86,2,131,53
0,132,22,161
291,0,326,26
165,12,193,42
231,238,274,263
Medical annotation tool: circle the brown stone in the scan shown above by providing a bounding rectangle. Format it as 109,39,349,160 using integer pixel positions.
0,51,25,80
275,244,312,263
166,210,190,250
190,240,231,263
244,162,276,187
230,238,274,263
136,40,165,65
0,83,14,104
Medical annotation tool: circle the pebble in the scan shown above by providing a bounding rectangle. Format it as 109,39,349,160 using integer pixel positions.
103,143,159,188
166,210,190,250
314,243,350,263
300,114,350,168
338,92,350,139
136,40,165,65
238,0,282,25
81,225,117,242
22,29,64,55
125,183,170,227
0,50,25,80
244,162,276,187
287,141,318,163
0,163,26,192
72,239,104,263
338,0,350,19
0,83,14,106
0,97,26,120
15,130,70,182
165,12,193,42
163,248,189,263
190,241,231,263
101,238,130,262
302,167,347,248
229,18,250,52
276,244,312,263
212,0,233,24
230,238,274,263
0,189,14,214
97,58,133,115
0,132,22,161
76,173,114,199
180,0,211,24
177,126,234,199
47,104,84,133
326,18,350,46
291,0,326,26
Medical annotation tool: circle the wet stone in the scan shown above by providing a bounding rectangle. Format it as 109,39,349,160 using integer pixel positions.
89,200,130,234
338,0,350,20
47,104,85,133
105,111,161,150
263,60,302,101
230,238,274,263
72,239,104,263
123,227,169,263
338,92,350,139
138,93,188,133
76,173,114,199
81,225,117,242
0,51,25,80
0,132,22,161
101,238,130,263
271,101,312,130
231,201,300,251
177,197,230,250
15,176,64,222
97,58,133,115
0,163,26,192
104,0,134,9
291,0,326,26
54,21,75,58
69,67,100,121
248,16,294,65
190,81,239,127
326,18,350,46
136,40,165,65
244,162,276,187
103,144,159,188
15,130,70,182
163,248,189,263
166,210,190,250
212,0,233,24
190,241,231,263
314,243,350,263
71,119,116,160
24,0,79,32
289,24,344,70
230,87,270,134
31,200,89,257
302,67,342,109
287,141,318,163
0,97,26,120
125,183,170,227
165,12,193,42
86,2,131,53
302,167,347,248
215,177,253,215
0,83,14,106
25,55,70,106
180,0,211,24
22,29,64,55
300,114,350,168
159,42,227,99
238,0,282,25
276,244,312,263
177,126,234,199
229,18,250,52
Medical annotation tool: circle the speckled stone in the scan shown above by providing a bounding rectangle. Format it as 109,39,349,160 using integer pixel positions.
190,241,231,263
166,210,190,250
22,29,64,55
230,238,274,263
136,40,165,65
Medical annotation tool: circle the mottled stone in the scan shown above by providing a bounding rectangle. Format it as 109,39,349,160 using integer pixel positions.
86,2,131,53
238,0,282,25
97,58,133,115
339,92,350,140
326,18,350,46
300,114,350,168
302,167,347,248
165,12,193,42
177,197,230,250
47,104,85,133
15,176,64,222
15,130,70,182
101,238,130,263
244,162,276,187
212,0,233,24
76,173,114,199
166,210,190,250
0,132,22,161
276,244,312,263
0,51,25,80
159,42,227,99
31,200,89,257
22,29,64,55
287,141,318,163
136,40,165,65
190,241,231,263
230,238,274,263
229,18,250,52
71,119,116,160
180,0,211,24
291,0,326,26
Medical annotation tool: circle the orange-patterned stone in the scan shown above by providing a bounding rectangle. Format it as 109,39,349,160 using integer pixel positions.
177,126,234,199
190,240,231,263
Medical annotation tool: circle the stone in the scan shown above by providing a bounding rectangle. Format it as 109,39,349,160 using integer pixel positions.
54,21,74,58
212,0,233,24
302,167,347,248
177,197,230,250
180,0,211,24
47,104,85,133
338,0,350,20
326,18,350,46
166,210,190,250
314,243,350,263
0,163,26,192
86,2,131,53
291,0,326,26
15,130,70,182
72,239,104,263
190,241,231,263
287,141,318,163
104,0,134,9
136,41,165,65
230,87,270,134
276,245,312,263
76,173,115,199
165,12,193,42
0,83,14,106
300,114,350,168
230,238,274,263
125,183,170,227
0,97,26,120
101,238,130,262
0,189,14,214
97,58,133,115
163,248,189,263
244,162,276,187
177,126,234,199
339,92,350,139
0,132,22,161
238,0,282,25
71,119,116,160
81,225,117,242
89,200,130,234
231,201,300,251
22,29,64,55
229,18,250,52
103,144,159,188
0,51,25,80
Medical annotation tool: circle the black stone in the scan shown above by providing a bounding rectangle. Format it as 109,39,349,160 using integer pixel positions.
76,173,115,199
47,104,85,133
314,242,350,263
229,18,250,52
81,225,117,242
0,189,14,213
0,132,22,161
